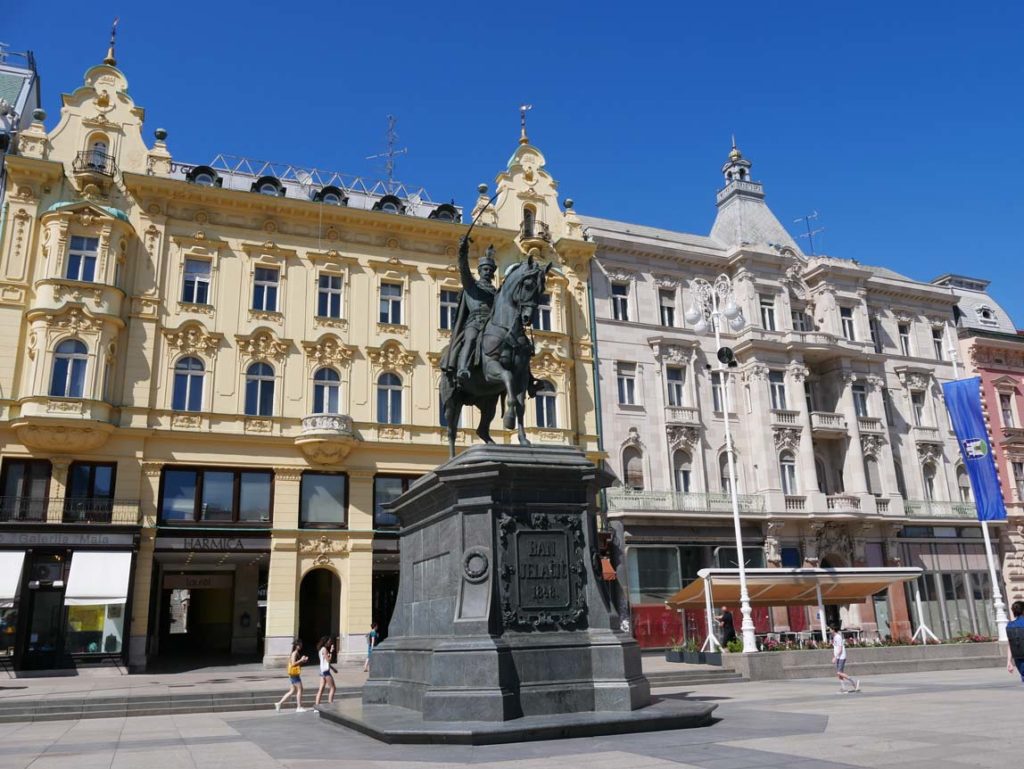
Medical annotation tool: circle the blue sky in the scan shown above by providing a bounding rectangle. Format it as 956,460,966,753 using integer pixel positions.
8,2,1024,322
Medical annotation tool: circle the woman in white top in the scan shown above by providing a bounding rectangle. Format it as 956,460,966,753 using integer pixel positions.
314,636,337,706
831,625,860,693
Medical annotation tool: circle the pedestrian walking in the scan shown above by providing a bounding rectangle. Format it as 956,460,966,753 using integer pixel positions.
831,624,860,693
275,639,310,712
1006,600,1024,682
717,606,736,645
363,622,378,672
315,636,337,706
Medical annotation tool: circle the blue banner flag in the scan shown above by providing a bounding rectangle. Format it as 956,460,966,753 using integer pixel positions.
942,378,1007,521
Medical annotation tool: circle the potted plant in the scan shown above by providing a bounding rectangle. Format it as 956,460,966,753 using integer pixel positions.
683,636,703,664
665,638,685,663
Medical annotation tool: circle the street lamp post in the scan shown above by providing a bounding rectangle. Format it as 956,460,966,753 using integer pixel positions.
686,275,758,654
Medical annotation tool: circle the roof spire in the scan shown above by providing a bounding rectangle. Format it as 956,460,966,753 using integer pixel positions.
103,17,119,66
519,103,532,145
729,133,742,161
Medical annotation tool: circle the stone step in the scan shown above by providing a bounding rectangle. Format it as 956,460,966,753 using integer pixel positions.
645,671,747,687
779,654,1002,679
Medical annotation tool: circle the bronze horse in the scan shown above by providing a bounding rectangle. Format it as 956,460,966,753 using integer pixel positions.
441,252,552,457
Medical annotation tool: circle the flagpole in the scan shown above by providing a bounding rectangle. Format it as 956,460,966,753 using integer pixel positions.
946,322,1008,641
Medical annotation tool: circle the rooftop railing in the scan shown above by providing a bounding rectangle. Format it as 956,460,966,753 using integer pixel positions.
606,488,765,514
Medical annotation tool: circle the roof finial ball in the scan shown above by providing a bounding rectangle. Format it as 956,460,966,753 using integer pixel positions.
32,108,46,123
478,183,488,195
154,128,168,141
563,198,574,210
103,17,119,67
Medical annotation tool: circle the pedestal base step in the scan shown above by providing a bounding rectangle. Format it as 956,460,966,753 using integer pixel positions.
315,697,717,745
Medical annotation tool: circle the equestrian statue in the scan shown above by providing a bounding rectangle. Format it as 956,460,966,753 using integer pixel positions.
439,228,552,457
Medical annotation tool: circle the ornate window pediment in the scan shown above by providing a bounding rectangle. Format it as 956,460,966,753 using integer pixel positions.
236,328,290,363
302,334,356,369
366,339,415,373
163,321,222,358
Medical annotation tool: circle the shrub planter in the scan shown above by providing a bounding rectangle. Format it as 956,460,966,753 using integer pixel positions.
703,651,722,667
664,650,685,663
683,651,703,664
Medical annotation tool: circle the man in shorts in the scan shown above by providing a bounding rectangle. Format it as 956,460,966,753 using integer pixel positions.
1006,600,1024,682
832,624,860,693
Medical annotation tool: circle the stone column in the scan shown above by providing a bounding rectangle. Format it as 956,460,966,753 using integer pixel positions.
263,466,302,666
790,365,818,497
839,372,869,497
745,363,777,493
345,470,375,656
128,461,162,670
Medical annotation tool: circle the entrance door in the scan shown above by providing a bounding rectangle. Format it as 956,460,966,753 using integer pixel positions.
23,589,64,670
372,571,399,641
158,574,234,658
298,569,339,654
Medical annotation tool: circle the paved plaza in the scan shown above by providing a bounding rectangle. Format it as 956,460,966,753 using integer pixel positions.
0,667,1018,769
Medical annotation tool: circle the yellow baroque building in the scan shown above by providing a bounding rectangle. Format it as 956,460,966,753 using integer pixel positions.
0,47,597,672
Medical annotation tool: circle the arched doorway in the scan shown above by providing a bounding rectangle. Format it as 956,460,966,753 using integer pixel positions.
819,555,845,630
298,568,340,656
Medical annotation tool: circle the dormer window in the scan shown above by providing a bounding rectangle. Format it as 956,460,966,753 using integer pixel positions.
313,186,347,206
428,203,459,222
186,165,222,187
252,176,285,197
373,195,405,214
976,306,996,325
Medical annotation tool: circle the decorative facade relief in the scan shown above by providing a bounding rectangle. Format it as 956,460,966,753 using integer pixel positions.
164,323,222,358
773,427,801,452
236,330,289,363
667,425,699,450
299,535,350,567
916,442,943,463
302,336,355,369
366,339,415,373
860,434,885,458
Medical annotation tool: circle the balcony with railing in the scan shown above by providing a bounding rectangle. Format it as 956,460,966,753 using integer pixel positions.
904,500,977,519
911,424,941,442
1001,427,1024,446
606,488,765,515
0,497,141,525
810,411,848,436
665,405,700,425
72,150,118,177
770,409,801,426
825,494,862,512
784,495,807,512
295,413,358,464
857,416,885,434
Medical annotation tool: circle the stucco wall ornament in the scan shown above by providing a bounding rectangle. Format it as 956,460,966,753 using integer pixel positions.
917,442,943,463
773,427,802,452
300,535,350,566
860,434,885,457
47,308,100,334
164,323,222,357
815,523,854,566
367,340,415,372
302,336,355,369
236,330,289,363
667,425,699,450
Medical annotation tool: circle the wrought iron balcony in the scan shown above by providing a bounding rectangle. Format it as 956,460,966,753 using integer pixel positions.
0,496,141,524
72,150,117,177
904,500,977,519
605,488,765,514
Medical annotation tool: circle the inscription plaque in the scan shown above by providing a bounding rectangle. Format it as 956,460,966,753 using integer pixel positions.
516,530,570,610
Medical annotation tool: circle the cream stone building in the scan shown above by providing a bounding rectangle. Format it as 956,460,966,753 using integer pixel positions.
588,145,1007,648
0,44,597,672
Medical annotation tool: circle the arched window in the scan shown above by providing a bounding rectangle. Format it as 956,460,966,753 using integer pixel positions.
172,357,204,412
922,463,937,501
956,466,972,503
535,380,556,428
87,134,108,170
623,447,644,491
377,373,402,424
779,451,797,495
50,339,87,398
865,457,882,497
245,362,275,416
313,367,341,414
673,450,692,493
894,460,908,500
522,205,535,237
719,452,737,495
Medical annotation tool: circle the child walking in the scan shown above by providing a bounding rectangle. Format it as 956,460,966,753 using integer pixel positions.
315,636,337,706
276,639,310,712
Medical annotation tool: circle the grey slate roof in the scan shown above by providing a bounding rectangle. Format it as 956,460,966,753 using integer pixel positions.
578,215,725,252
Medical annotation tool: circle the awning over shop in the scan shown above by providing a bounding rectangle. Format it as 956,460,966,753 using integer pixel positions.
665,567,924,610
64,552,132,606
0,552,26,608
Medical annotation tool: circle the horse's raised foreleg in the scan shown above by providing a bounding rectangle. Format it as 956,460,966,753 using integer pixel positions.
476,396,497,444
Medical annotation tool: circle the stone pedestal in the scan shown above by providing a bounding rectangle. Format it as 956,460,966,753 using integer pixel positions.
362,445,650,721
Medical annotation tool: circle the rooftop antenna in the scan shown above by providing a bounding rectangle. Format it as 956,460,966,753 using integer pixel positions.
366,115,407,195
519,104,533,145
794,211,825,255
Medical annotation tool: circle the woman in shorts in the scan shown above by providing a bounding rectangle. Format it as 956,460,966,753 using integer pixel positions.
315,636,337,706
275,639,309,712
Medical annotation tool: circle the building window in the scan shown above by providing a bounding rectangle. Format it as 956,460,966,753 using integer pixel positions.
1000,393,1015,428
377,372,402,424
611,283,629,321
0,459,51,520
673,450,692,493
440,289,459,330
719,453,735,494
659,289,676,327
865,457,882,497
65,462,115,520
760,294,776,331
792,309,811,332
623,447,644,491
932,327,944,360
870,317,883,353
252,267,279,312
313,368,341,414
50,339,88,398
534,380,557,428
804,381,817,413
625,547,681,605
533,294,552,331
852,383,869,418
956,466,972,503
617,364,636,406
883,388,895,424
159,467,272,524
379,282,402,325
911,390,927,427
66,236,98,282
172,356,204,412
666,367,685,407
374,475,416,528
769,371,787,410
1012,462,1024,500
300,472,347,528
182,259,211,304
898,323,911,356
711,371,725,412
317,273,343,318
244,362,275,416
840,307,856,341
922,463,937,500
779,451,797,495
